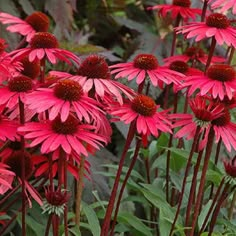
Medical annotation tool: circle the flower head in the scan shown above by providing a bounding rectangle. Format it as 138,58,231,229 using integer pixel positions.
171,96,224,141
0,163,15,195
110,53,183,89
184,64,236,100
164,46,225,65
26,79,105,122
42,186,70,216
109,94,172,137
20,57,40,79
0,116,19,142
0,75,33,109
18,115,107,156
3,151,33,179
212,108,236,152
50,55,135,104
147,0,202,20
0,11,49,41
223,156,236,178
209,0,236,15
9,32,80,65
176,13,236,47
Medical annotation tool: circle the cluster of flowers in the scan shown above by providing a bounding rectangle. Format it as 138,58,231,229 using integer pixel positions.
0,0,235,235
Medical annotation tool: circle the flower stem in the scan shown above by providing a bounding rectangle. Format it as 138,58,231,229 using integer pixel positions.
199,177,225,234
40,58,46,84
75,155,86,227
19,99,26,236
228,190,236,219
201,0,209,22
101,121,136,236
189,127,215,236
45,214,52,236
205,37,217,73
64,158,68,236
185,150,204,227
110,138,142,235
169,126,201,236
208,183,232,235
227,46,235,65
171,14,181,56
209,138,222,199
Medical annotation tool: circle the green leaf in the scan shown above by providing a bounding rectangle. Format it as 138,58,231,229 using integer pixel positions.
101,164,145,180
198,200,213,229
82,202,101,236
206,170,223,185
117,212,152,236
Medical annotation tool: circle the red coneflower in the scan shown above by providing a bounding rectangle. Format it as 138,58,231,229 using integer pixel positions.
147,0,202,20
109,94,172,137
25,79,105,122
183,64,236,100
18,115,107,156
164,46,225,65
0,11,49,42
176,13,236,47
9,32,80,65
110,53,183,89
50,55,135,104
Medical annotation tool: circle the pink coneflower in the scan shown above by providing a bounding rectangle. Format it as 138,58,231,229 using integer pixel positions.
0,75,33,109
171,96,224,141
19,57,40,79
223,156,236,178
183,64,236,100
176,13,236,47
0,39,22,81
110,54,183,89
50,55,135,104
109,94,172,137
164,46,225,65
209,0,236,14
9,32,80,65
18,115,107,156
32,151,90,180
166,60,203,93
25,79,105,122
147,0,202,20
0,163,15,195
3,151,42,205
211,108,236,152
0,11,49,41
0,116,19,142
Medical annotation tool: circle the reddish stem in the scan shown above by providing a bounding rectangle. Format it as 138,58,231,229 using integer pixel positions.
208,184,232,235
205,37,217,73
169,126,201,236
110,138,142,235
40,58,46,84
19,99,26,236
227,47,235,65
189,127,215,236
199,177,225,234
101,121,136,236
64,158,68,236
45,214,53,236
201,0,209,22
185,150,204,227
171,14,181,56
209,138,222,199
